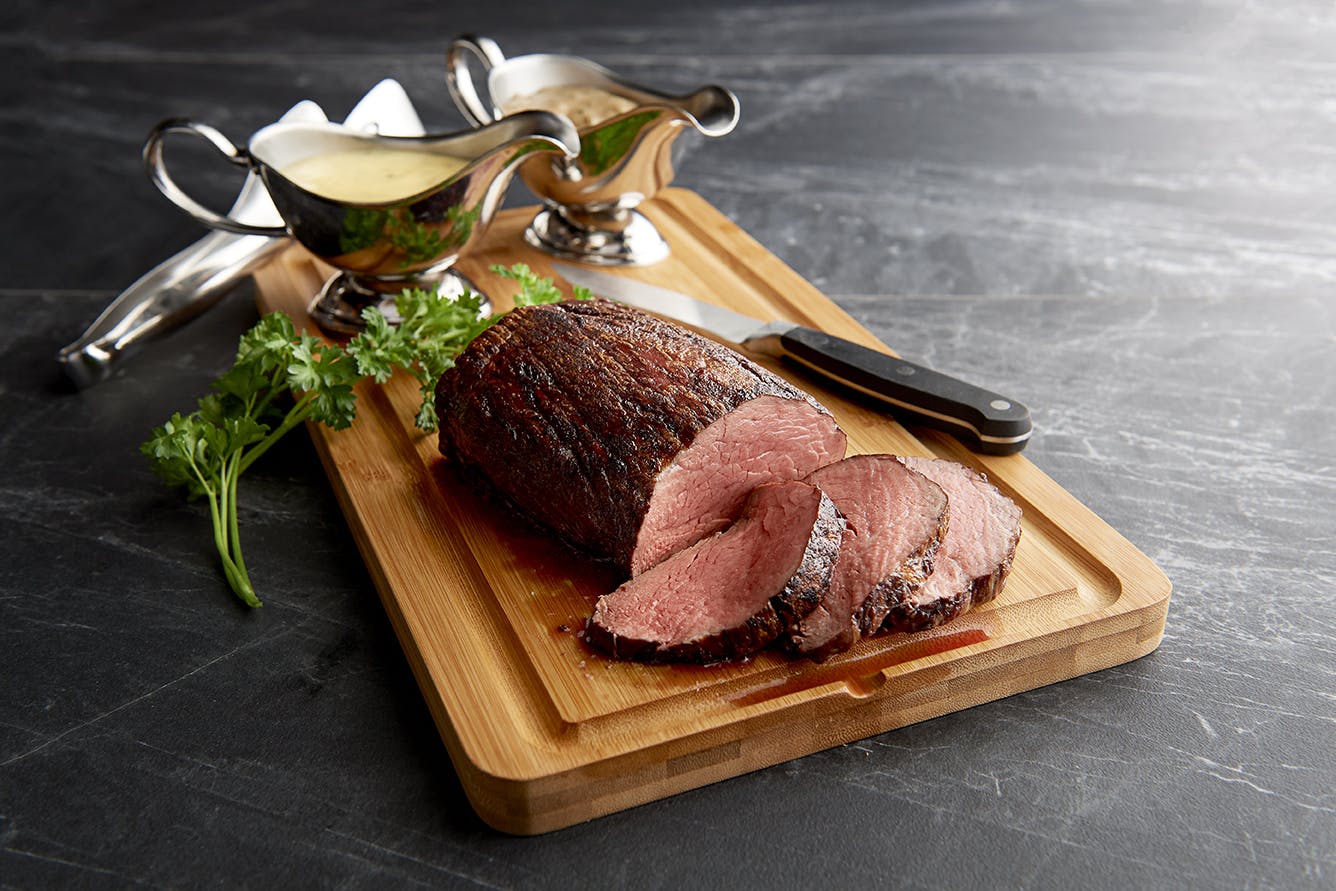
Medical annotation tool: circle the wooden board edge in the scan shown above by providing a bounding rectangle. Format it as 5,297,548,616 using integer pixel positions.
463,594,1170,835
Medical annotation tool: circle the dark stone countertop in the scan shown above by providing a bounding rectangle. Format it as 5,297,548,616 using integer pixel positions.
3,1,1332,887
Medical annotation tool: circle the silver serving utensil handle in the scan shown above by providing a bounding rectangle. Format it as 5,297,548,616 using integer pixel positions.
56,220,289,388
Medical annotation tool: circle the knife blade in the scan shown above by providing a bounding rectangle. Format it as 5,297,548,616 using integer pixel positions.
552,262,1031,455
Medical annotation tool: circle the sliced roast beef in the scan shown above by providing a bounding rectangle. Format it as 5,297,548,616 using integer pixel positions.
435,300,846,574
586,480,844,663
783,455,949,660
881,456,1022,634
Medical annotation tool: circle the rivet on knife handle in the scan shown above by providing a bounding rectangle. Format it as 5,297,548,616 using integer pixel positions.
752,326,1033,455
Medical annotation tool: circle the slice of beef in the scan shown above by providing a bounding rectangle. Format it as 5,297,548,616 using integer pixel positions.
783,454,949,661
881,456,1022,634
435,300,846,575
586,480,844,663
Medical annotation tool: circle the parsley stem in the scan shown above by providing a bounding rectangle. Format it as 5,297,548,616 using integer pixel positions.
237,392,317,477
223,450,255,604
206,473,260,608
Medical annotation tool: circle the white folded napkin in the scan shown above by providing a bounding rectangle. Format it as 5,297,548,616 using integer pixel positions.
231,78,428,227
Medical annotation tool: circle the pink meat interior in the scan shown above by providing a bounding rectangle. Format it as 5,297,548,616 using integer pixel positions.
596,481,824,646
629,395,845,576
797,456,948,650
898,456,1021,606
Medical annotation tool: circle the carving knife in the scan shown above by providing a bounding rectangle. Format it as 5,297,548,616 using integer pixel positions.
551,262,1032,455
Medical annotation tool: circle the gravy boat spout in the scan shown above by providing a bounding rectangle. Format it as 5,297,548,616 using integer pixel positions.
447,35,740,266
144,110,579,333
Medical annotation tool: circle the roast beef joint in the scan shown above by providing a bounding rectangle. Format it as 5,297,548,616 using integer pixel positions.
434,300,1022,664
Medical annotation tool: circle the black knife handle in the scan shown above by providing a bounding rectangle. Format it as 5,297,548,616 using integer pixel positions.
775,326,1032,455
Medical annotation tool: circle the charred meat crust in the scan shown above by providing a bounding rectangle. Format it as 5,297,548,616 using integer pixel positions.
585,490,844,664
879,542,1017,634
881,582,966,635
852,504,949,636
434,300,836,573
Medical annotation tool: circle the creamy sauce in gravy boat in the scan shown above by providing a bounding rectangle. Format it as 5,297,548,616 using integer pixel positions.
144,112,578,332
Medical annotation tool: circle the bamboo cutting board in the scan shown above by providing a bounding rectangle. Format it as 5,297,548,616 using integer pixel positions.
253,188,1171,835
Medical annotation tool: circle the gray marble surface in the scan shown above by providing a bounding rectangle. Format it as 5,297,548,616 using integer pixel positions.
3,1,1333,888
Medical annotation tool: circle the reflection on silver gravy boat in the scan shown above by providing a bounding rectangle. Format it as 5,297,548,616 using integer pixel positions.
143,111,579,333
447,35,740,266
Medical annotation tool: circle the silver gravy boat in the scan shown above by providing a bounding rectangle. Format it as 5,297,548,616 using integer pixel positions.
143,111,579,333
447,35,739,266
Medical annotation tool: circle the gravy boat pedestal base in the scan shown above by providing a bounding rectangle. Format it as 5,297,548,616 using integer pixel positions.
524,206,668,267
308,269,488,336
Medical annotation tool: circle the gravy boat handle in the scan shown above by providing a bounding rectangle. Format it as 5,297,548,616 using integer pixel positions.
143,119,289,237
446,35,508,127
672,85,740,138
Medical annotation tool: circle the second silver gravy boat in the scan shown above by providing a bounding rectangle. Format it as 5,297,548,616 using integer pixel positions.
447,35,740,266
144,111,579,332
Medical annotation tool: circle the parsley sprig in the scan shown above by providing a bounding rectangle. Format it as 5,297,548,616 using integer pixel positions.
142,264,587,607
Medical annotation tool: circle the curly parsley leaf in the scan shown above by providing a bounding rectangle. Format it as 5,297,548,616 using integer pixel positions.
142,264,580,608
